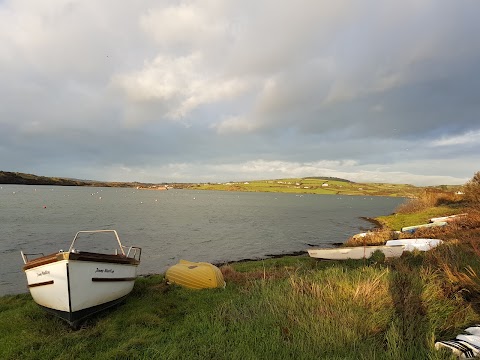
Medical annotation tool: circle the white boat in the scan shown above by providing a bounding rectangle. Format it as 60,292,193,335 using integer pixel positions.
385,238,443,252
307,245,404,260
21,230,141,327
401,221,447,233
430,213,467,223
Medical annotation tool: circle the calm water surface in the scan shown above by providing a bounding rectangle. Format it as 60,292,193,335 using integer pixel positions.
0,185,404,295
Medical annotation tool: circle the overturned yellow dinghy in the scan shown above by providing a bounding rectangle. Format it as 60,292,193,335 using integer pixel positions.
165,260,226,289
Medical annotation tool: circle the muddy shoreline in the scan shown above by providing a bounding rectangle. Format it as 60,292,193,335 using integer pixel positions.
360,216,384,229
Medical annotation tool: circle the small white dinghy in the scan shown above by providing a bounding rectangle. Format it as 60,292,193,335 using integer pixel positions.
307,245,404,260
385,238,443,252
401,222,447,233
430,213,467,223
21,230,141,327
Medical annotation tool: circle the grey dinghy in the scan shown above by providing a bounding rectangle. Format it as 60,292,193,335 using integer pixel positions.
21,230,141,327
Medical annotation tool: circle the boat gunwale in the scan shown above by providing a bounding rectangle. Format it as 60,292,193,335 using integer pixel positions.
23,251,139,271
22,253,60,271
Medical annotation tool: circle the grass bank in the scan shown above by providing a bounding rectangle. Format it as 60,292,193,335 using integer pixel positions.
2,241,480,358
2,188,479,359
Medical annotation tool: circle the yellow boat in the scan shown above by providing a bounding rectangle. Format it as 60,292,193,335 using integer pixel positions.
165,260,225,289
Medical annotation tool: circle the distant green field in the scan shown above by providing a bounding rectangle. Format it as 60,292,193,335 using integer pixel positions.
188,177,462,198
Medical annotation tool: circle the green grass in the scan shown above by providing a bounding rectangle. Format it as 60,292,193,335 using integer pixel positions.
1,251,478,359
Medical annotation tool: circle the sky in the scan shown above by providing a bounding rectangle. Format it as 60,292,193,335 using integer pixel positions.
1,0,479,186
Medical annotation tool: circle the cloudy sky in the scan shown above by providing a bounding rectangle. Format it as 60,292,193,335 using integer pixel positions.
1,0,479,186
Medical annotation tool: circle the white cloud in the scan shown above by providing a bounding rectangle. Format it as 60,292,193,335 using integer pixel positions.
211,115,259,134
114,54,195,103
113,52,249,121
429,130,480,147
140,2,227,48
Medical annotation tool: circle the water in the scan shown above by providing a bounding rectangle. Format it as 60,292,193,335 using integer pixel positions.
0,185,404,295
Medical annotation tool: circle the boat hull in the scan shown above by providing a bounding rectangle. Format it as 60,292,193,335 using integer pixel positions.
401,222,447,233
385,238,443,252
24,255,138,326
37,295,129,326
307,245,404,260
430,213,467,223
166,260,225,289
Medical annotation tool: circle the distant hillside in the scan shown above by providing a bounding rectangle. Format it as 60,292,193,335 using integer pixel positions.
1,171,82,186
188,177,465,198
303,176,352,183
0,171,149,188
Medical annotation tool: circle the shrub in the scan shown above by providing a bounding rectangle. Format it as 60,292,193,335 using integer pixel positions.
396,190,440,214
395,188,463,214
395,198,428,214
464,171,480,209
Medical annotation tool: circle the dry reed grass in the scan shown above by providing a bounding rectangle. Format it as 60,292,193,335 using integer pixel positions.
400,225,450,239
344,228,399,246
414,209,480,243
420,217,480,312
396,189,462,214
453,209,480,230
441,264,480,294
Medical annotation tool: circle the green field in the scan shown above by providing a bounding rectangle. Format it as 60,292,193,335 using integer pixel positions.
188,177,462,198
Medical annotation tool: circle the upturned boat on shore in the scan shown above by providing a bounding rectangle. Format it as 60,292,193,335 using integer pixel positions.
21,230,141,328
385,238,443,251
307,245,404,260
429,213,467,223
166,259,226,290
401,221,447,233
